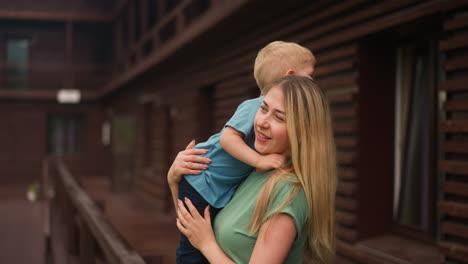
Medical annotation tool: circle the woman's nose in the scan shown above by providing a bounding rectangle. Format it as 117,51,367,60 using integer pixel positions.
257,114,270,129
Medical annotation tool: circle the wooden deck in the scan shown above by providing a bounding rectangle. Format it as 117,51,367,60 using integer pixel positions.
0,184,45,264
80,176,179,264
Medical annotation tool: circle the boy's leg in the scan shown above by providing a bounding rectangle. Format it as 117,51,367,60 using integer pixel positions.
176,178,220,264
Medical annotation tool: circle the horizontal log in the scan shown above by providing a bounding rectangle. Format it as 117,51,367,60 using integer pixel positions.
439,200,468,218
336,210,357,226
335,136,357,148
441,221,468,240
318,45,358,64
336,196,357,211
331,106,357,119
445,55,468,72
338,167,357,180
439,160,468,176
334,121,357,134
337,181,357,196
444,181,468,197
443,141,468,153
0,9,111,22
445,15,468,32
440,79,468,92
327,92,358,104
314,61,355,78
444,98,468,111
440,32,468,51
318,73,358,90
440,120,468,133
439,241,468,262
337,225,358,243
337,151,357,165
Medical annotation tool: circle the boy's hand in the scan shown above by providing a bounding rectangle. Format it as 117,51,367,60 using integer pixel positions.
255,154,285,172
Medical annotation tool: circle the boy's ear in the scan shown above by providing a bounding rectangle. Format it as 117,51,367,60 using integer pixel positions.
284,69,295,76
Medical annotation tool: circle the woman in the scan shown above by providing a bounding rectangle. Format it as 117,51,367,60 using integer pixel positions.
169,75,337,263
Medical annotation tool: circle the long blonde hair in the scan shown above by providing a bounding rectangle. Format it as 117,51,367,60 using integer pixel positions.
248,75,337,263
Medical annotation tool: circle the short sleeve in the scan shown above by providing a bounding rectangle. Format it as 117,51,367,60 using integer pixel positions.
225,97,262,137
264,179,308,238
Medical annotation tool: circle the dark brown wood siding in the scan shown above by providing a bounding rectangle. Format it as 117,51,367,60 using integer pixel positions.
439,7,468,264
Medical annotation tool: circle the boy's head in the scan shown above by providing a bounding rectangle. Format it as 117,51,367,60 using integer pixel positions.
254,41,316,94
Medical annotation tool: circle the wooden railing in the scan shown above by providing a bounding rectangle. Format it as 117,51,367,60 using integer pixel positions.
0,63,112,92
47,159,146,264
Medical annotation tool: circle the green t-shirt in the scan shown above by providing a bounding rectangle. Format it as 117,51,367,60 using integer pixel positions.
214,170,308,263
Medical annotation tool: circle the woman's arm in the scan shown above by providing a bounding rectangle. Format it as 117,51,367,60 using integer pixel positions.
177,198,297,264
249,214,296,263
167,140,211,210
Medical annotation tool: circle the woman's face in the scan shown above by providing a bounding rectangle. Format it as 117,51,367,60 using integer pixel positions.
254,85,290,156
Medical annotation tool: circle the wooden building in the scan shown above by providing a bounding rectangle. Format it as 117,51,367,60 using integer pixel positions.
0,0,467,263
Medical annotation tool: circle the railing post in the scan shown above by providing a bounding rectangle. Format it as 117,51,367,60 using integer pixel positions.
78,217,96,264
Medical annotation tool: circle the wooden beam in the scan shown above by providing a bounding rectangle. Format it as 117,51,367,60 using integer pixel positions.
439,201,468,218
440,31,468,51
0,89,98,101
99,0,250,97
444,181,468,197
334,120,357,134
443,141,468,154
440,120,468,133
445,14,468,31
64,21,73,89
339,167,357,180
440,78,468,92
337,151,358,166
336,196,358,211
337,181,357,196
337,210,357,226
441,222,468,240
444,98,468,111
439,160,468,176
439,241,468,262
445,55,468,72
337,225,358,243
335,136,357,149
318,72,359,90
0,10,111,22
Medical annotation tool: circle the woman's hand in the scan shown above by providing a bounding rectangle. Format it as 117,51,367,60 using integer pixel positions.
176,198,217,252
167,140,211,186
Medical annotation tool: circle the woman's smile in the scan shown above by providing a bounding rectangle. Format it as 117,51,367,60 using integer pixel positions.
254,85,290,155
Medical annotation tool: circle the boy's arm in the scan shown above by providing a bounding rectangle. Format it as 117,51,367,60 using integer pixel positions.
220,127,284,171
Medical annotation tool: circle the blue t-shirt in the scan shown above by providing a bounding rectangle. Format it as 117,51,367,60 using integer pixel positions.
185,97,263,208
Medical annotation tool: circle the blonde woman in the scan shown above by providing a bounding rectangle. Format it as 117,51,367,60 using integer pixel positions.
170,75,337,263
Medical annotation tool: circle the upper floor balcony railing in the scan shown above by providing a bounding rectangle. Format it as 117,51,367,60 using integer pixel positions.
0,62,112,100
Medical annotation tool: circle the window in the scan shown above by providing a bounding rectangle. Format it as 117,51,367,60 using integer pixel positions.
47,115,84,155
394,39,438,240
5,39,29,90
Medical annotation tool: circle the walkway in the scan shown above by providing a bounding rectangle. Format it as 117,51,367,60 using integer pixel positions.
0,184,45,264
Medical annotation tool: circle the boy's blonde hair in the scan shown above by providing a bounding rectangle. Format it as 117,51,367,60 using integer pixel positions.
254,41,316,93
248,76,337,264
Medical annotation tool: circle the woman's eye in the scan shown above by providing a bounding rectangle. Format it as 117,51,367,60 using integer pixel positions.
276,115,285,121
260,106,267,112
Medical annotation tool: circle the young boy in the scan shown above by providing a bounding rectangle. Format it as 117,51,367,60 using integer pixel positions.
168,41,315,264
